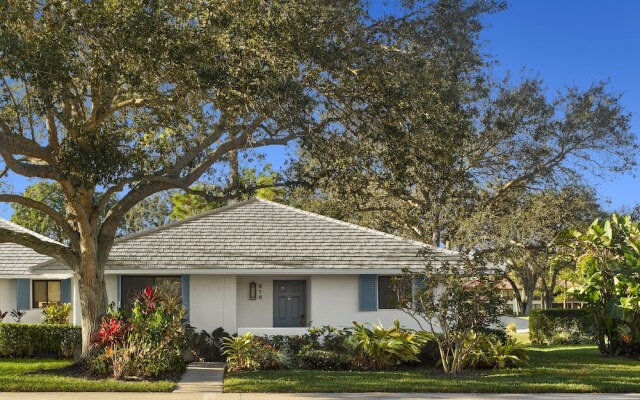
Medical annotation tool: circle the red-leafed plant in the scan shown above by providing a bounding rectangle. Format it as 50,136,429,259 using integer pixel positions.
92,318,128,347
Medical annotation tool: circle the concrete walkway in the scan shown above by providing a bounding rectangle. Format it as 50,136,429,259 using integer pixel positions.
0,393,639,399
174,362,225,393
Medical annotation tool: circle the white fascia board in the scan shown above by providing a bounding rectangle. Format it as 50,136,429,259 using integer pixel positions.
103,268,410,276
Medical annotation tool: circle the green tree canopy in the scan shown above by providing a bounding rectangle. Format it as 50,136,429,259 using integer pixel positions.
0,0,449,352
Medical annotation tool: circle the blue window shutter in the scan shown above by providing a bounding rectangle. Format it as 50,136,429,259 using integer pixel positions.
181,275,190,323
61,279,72,304
16,279,31,310
359,274,377,311
116,275,122,309
415,276,427,289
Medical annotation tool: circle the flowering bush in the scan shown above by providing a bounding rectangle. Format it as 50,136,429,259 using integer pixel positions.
90,286,186,379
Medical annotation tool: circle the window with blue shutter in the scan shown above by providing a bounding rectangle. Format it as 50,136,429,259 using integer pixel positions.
61,278,72,304
359,274,377,311
181,275,190,322
16,279,31,310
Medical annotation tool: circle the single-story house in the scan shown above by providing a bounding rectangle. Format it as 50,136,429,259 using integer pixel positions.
0,198,458,334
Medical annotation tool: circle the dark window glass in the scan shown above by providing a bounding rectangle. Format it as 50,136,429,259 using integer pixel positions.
32,280,62,308
378,276,396,309
120,276,181,308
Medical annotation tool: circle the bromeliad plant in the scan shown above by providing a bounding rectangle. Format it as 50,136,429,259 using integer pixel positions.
562,214,640,356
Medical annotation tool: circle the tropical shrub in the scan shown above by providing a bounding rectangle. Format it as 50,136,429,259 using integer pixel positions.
562,215,640,355
349,320,429,370
42,303,72,325
90,286,186,379
529,309,595,345
396,256,506,374
467,333,527,370
223,333,293,372
223,333,256,371
185,326,231,362
0,323,81,358
10,309,25,323
506,323,517,333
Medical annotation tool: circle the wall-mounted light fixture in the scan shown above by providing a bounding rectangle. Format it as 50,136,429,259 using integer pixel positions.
249,282,257,300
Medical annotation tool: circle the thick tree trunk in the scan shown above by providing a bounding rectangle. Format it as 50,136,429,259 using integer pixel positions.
505,276,525,315
78,255,108,356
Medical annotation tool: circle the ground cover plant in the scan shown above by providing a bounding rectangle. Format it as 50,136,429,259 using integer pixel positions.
0,359,175,392
225,345,640,393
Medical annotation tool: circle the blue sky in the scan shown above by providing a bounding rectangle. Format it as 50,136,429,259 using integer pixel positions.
479,1,640,211
1,1,639,219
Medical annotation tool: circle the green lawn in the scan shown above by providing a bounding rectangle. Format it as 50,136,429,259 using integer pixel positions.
0,359,176,392
225,346,640,393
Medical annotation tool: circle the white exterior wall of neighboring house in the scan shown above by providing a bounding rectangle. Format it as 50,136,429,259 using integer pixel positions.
0,275,78,324
0,278,14,316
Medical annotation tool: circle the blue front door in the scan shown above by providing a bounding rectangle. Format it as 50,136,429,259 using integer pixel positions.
273,280,306,327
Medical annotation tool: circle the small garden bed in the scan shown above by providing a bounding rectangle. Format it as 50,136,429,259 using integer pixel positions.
0,359,175,392
225,346,640,393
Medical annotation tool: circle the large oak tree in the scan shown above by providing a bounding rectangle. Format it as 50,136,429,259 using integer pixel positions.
0,0,444,353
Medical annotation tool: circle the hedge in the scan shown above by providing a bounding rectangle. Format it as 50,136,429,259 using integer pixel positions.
529,309,596,345
0,323,81,359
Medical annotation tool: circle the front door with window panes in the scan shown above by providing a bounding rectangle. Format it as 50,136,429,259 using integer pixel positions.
32,280,61,308
273,280,306,327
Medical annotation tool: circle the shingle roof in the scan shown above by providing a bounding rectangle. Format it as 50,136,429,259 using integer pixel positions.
0,218,58,275
38,198,458,272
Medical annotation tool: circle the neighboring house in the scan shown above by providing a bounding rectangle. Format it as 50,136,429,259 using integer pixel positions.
498,281,585,315
0,219,75,324
0,198,458,334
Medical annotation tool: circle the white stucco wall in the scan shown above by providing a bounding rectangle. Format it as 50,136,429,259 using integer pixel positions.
189,275,237,334
309,275,420,330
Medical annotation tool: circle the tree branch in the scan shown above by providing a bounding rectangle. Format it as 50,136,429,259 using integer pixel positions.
0,194,78,244
0,227,78,269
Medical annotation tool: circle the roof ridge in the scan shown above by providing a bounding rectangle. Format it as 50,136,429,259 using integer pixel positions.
254,198,457,254
0,217,65,245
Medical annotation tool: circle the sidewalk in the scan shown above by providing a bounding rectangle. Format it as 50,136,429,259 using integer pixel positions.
0,393,639,400
174,362,224,393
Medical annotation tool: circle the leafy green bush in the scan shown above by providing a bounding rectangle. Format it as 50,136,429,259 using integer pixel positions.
349,321,430,370
185,326,231,362
42,303,72,325
90,286,186,379
299,348,352,370
223,333,293,372
0,323,81,358
529,309,595,345
467,333,528,370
